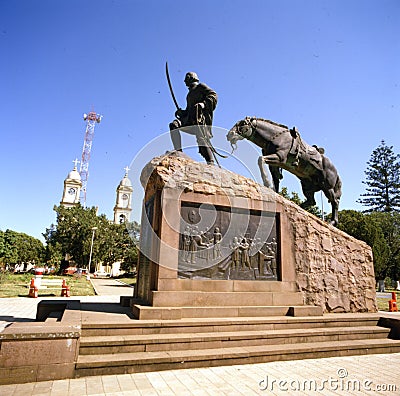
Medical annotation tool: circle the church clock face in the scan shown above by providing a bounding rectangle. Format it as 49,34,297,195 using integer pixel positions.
68,187,76,195
121,193,129,208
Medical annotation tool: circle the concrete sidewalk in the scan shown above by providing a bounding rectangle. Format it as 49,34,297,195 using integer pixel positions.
1,352,400,395
1,282,400,395
0,278,133,332
90,278,134,297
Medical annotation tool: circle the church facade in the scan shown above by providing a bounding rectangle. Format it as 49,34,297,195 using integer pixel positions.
113,167,133,224
60,162,132,224
60,162,133,276
60,161,82,208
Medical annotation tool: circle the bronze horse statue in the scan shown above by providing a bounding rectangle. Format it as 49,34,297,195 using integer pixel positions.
227,117,342,225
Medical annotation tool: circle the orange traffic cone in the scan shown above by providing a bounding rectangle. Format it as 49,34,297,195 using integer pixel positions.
61,279,70,297
28,278,38,298
389,291,398,312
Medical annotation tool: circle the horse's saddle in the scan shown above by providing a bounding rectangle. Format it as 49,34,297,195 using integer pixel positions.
289,128,325,171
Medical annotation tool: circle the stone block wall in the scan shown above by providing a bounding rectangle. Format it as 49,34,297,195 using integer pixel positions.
282,201,377,312
137,153,377,313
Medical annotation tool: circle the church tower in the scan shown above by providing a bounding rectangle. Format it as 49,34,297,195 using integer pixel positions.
114,166,133,224
60,160,82,208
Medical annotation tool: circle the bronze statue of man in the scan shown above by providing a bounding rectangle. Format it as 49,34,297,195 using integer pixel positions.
169,72,218,164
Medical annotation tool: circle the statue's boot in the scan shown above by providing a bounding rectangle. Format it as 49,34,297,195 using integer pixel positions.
169,126,182,152
199,145,214,165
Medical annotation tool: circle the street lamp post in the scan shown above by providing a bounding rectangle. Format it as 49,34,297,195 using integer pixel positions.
88,227,98,272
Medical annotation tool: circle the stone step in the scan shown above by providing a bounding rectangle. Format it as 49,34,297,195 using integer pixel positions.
75,338,400,378
79,326,390,355
81,313,381,337
132,304,323,320
156,279,298,292
151,291,304,307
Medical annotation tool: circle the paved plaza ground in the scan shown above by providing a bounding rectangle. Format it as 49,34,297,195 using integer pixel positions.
1,279,400,395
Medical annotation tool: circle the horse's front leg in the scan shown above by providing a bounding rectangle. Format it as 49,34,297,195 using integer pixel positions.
258,156,272,187
269,165,282,192
260,153,283,165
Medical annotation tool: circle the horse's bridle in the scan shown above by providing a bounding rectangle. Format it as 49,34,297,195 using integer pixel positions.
228,117,257,152
239,117,257,138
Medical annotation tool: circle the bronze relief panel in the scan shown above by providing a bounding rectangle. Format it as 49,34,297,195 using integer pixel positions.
178,202,280,280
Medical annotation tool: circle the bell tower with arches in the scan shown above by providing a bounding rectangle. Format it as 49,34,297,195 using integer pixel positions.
60,159,82,208
113,166,133,224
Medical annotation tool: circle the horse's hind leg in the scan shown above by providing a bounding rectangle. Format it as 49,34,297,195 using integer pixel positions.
300,191,316,209
330,201,339,226
323,188,339,226
300,180,316,208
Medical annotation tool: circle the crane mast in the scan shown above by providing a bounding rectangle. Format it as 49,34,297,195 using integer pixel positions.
80,111,102,207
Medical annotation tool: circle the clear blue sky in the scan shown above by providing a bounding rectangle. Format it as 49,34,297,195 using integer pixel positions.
1,0,399,241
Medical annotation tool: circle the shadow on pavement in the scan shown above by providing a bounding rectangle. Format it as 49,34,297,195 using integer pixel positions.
0,316,36,323
79,302,136,318
38,300,137,320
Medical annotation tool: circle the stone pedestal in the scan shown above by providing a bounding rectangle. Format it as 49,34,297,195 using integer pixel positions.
133,153,377,319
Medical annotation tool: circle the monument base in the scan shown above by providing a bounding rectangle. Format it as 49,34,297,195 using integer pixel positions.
131,303,323,320
129,279,322,319
134,154,377,318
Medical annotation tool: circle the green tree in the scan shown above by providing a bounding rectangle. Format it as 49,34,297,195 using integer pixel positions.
0,231,5,269
280,187,326,219
96,219,127,267
337,210,390,279
369,211,400,280
44,205,140,272
44,205,99,268
122,221,140,272
2,230,18,265
44,241,63,270
358,140,400,212
88,218,139,271
0,229,44,268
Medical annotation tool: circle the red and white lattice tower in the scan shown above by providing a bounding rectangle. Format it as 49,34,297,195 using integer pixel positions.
79,111,102,207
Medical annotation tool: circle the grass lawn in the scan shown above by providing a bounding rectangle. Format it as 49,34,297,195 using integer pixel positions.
0,272,95,298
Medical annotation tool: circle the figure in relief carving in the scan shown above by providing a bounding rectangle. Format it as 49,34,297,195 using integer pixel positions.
239,238,252,270
230,237,241,270
189,235,198,264
213,227,222,259
183,227,191,262
266,245,277,277
257,249,267,275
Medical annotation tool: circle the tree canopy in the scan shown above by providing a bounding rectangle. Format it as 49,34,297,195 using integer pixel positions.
337,210,390,279
43,205,139,272
0,229,45,268
279,183,400,280
358,140,400,212
280,187,326,219
369,211,400,280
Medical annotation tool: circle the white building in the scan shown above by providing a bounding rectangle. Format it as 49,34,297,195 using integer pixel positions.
113,167,133,224
60,163,133,219
60,161,82,208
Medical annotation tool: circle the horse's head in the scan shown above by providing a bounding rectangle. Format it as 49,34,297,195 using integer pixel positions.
226,117,256,152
